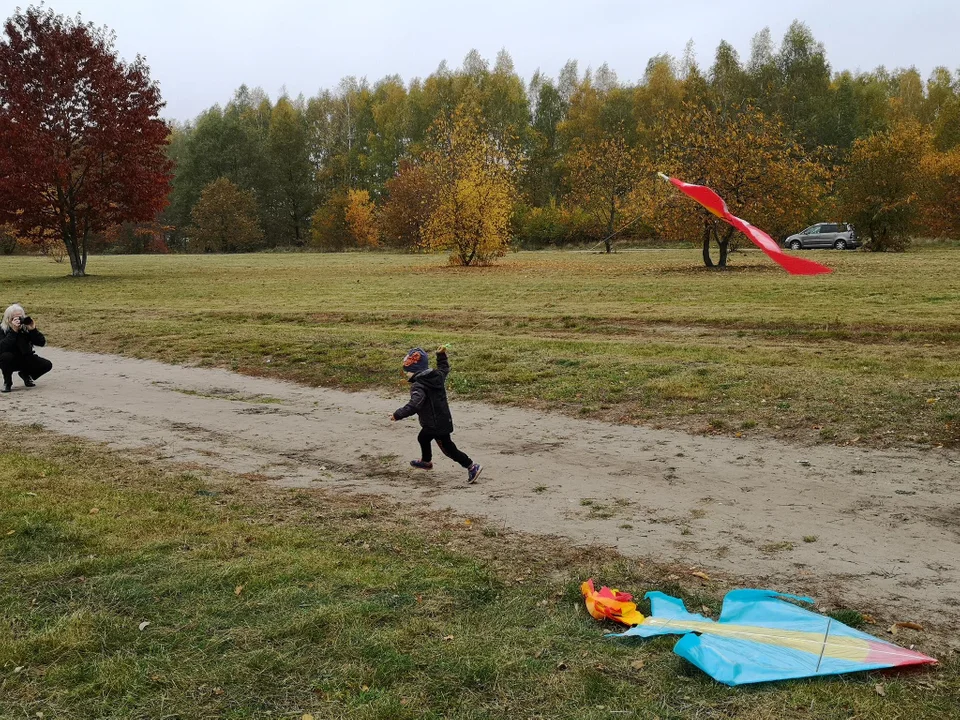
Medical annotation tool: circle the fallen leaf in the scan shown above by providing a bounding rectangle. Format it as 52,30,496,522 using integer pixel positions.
234,584,244,596
887,624,898,635
464,519,472,526
630,659,645,670
5,530,13,536
862,614,876,624
26,492,37,497
361,685,369,692
443,635,454,641
138,621,151,631
701,605,712,615
894,621,924,631
667,574,680,581
691,571,710,581
303,715,315,720
14,666,23,673
89,508,100,515
875,683,886,697
212,687,224,696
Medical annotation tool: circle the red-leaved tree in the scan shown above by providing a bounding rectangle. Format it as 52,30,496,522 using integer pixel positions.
0,7,171,276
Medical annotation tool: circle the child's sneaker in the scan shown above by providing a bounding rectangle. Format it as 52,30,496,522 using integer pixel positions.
467,463,482,484
410,460,433,470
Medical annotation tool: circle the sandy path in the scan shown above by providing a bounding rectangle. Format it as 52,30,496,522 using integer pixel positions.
5,348,959,630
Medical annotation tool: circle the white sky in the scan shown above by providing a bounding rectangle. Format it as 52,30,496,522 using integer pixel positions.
3,1,958,121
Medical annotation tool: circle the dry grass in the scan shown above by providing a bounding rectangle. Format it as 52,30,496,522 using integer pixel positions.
2,425,957,718
2,248,958,447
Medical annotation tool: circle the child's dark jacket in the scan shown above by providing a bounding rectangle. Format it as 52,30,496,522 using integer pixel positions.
393,352,454,433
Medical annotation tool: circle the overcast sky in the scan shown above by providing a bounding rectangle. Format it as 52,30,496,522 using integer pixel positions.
3,1,958,121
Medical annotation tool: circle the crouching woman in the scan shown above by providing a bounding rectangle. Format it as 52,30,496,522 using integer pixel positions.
1,304,52,393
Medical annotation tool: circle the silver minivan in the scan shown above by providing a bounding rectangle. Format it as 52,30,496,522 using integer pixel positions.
783,223,858,250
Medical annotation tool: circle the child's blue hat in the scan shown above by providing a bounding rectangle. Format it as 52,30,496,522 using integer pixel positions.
402,348,429,375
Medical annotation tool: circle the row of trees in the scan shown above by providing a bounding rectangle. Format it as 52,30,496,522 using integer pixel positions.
166,22,960,264
2,7,958,272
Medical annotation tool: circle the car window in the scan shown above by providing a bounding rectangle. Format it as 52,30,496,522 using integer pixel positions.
821,224,839,233
803,226,819,234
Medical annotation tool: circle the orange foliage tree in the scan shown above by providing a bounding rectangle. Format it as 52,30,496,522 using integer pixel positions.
378,160,437,249
567,130,647,253
921,147,960,240
648,102,826,267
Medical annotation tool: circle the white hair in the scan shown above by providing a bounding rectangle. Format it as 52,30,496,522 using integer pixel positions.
1,304,24,332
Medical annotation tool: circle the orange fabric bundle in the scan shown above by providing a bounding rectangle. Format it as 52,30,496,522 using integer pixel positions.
581,578,645,626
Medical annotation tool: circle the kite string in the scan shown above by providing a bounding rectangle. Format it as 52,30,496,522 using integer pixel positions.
584,213,647,252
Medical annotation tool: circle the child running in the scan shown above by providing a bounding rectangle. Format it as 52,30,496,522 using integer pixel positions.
391,345,482,483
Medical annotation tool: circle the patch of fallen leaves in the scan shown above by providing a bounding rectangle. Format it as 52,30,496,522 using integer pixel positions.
888,621,924,635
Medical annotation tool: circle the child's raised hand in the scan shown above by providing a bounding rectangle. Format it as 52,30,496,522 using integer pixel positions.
437,344,449,355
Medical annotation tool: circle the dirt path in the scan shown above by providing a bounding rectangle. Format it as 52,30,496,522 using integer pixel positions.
6,348,960,631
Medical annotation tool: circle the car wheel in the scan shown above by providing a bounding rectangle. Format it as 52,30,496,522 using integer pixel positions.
834,239,846,250
789,240,802,250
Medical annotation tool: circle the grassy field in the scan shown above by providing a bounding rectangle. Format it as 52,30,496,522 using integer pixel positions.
2,427,957,719
2,248,959,448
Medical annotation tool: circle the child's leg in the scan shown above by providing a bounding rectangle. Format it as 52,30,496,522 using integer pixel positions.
417,429,434,463
435,434,472,468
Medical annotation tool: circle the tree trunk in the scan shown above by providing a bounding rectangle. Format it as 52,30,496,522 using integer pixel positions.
605,197,615,253
701,222,714,268
717,227,735,268
79,228,88,275
65,208,86,276
64,236,84,276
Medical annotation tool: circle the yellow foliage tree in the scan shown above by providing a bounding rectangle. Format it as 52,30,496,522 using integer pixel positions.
840,121,930,252
345,189,379,248
648,103,827,268
420,107,520,266
309,192,350,252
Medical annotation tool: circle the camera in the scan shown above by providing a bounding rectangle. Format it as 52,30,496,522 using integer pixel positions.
19,316,32,326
